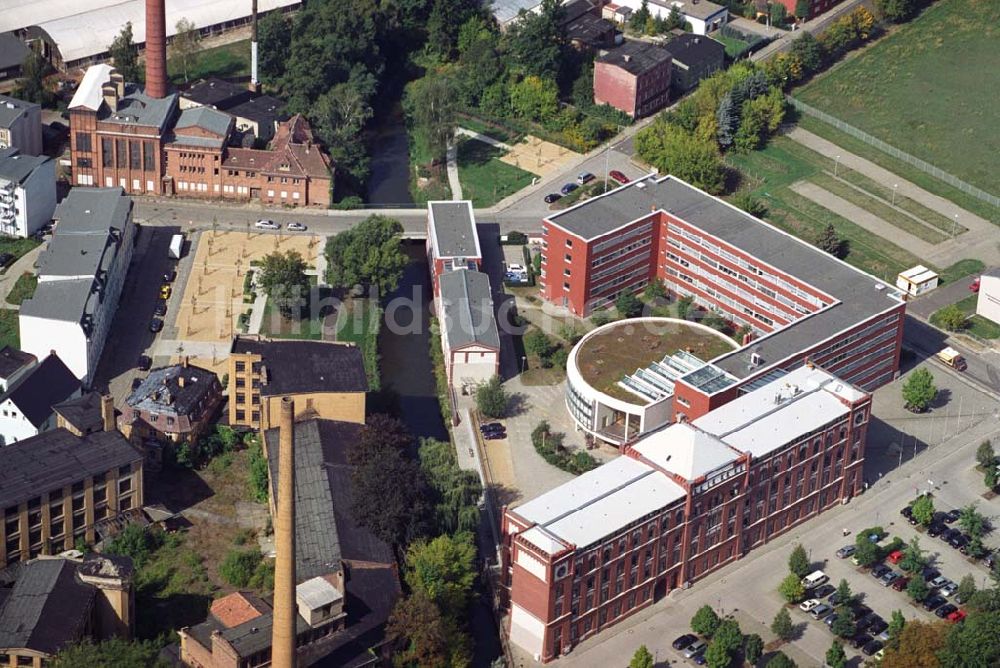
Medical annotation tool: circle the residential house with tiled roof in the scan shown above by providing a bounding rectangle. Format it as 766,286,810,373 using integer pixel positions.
0,353,81,446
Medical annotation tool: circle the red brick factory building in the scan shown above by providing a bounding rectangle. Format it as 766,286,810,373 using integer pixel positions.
540,174,906,421
502,364,872,661
593,40,673,118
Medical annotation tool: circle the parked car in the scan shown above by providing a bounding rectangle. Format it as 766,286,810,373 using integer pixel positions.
836,545,856,559
137,355,152,371
932,511,948,524
985,553,997,570
560,182,579,196
851,633,873,649
800,599,822,612
945,509,962,523
871,564,891,580
480,422,504,433
810,603,833,619
163,269,177,282
154,301,167,317
828,591,849,607
801,570,828,589
287,222,308,232
940,528,960,543
854,604,872,620
672,634,697,650
929,576,952,589
813,584,836,599
683,639,707,659
888,550,904,564
856,615,874,633
948,609,967,623
609,170,629,185
950,533,970,550
970,277,981,292
576,172,595,185
824,613,839,628
892,576,911,591
922,566,940,581
900,505,913,520
941,582,959,598
693,653,707,666
483,430,506,440
868,617,888,636
928,522,946,537
880,570,901,587
255,219,280,230
149,318,164,333
544,193,562,204
922,595,947,611
862,640,884,657
935,604,958,619
160,284,172,300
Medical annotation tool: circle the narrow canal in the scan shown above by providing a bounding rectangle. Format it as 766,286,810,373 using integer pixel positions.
365,102,415,208
378,242,502,667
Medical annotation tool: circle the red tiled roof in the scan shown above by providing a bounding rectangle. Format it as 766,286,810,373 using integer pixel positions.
221,115,331,180
210,591,271,629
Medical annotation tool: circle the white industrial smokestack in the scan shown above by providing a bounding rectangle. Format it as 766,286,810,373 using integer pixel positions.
250,0,259,90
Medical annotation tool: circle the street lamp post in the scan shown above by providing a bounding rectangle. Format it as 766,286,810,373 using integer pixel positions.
952,214,959,238
892,184,898,206
834,155,841,177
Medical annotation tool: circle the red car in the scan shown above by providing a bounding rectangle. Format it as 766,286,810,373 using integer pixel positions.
970,277,980,292
887,549,904,564
948,609,967,623
609,170,629,185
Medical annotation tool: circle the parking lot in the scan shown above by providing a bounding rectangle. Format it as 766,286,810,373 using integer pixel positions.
534,359,1000,668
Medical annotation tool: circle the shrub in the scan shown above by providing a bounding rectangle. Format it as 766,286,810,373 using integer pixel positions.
104,524,163,569
504,231,528,245
333,195,364,210
219,549,263,588
779,573,806,603
591,309,614,326
771,607,794,641
476,376,509,418
248,437,270,503
531,421,598,475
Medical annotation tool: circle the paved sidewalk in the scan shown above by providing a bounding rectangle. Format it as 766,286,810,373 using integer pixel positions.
446,140,463,200
787,127,998,266
0,244,43,308
246,292,267,335
457,127,513,151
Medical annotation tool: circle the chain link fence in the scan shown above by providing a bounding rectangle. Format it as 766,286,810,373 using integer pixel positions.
788,96,1000,209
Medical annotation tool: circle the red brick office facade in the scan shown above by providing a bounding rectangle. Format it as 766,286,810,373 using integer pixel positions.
502,382,871,661
593,54,672,118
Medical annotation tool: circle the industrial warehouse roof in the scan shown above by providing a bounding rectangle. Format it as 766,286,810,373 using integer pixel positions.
546,175,905,381
439,270,500,351
0,428,142,509
231,338,368,396
4,0,302,65
596,40,672,76
0,558,95,656
174,106,233,138
632,422,740,481
514,455,686,552
694,366,862,458
428,200,481,259
180,78,253,111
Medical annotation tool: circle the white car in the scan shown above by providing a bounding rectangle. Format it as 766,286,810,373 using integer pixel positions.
287,222,308,232
929,576,952,589
799,598,822,612
255,219,280,230
940,582,958,597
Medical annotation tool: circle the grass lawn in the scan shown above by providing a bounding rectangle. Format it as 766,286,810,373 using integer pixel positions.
456,139,536,208
727,137,924,280
0,237,40,268
0,309,18,349
5,272,36,305
456,114,523,145
715,33,750,59
938,258,984,285
410,164,452,207
260,279,334,340
930,294,1000,340
169,39,250,84
794,0,1000,196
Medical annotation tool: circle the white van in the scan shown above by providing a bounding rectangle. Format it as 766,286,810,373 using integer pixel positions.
801,570,828,589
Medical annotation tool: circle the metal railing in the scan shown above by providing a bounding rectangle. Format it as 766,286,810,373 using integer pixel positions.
787,96,1000,209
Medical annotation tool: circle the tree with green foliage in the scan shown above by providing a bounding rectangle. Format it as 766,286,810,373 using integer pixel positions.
779,572,806,603
419,437,482,534
404,72,457,164
644,279,667,302
248,437,269,502
744,633,764,665
507,0,566,80
13,50,52,107
907,576,929,602
510,75,560,123
767,651,795,668
977,440,997,469
405,531,477,620
769,2,787,25
635,120,725,194
108,22,142,83
853,535,881,567
615,292,644,319
171,18,202,83
986,465,999,492
732,191,767,218
881,619,948,668
104,524,162,569
789,32,824,74
351,413,414,467
788,543,810,578
257,250,309,319
834,579,853,606
967,535,989,559
352,447,431,547
826,640,847,668
887,609,906,646
705,619,743,668
817,223,843,257
476,375,509,418
312,82,374,185
591,309,614,326
629,645,655,668
525,329,556,359
630,0,652,32
899,536,927,573
257,10,291,85
957,575,977,605
959,503,988,539
936,304,967,332
387,591,472,668
938,610,1000,667
902,368,936,413
832,606,856,638
874,0,915,23
795,0,811,18
219,548,263,587
771,606,794,640
677,295,694,320
325,215,407,295
52,638,169,668
692,604,721,637
424,0,479,61
911,494,935,526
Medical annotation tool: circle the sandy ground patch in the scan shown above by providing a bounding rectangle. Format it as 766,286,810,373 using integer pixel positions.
174,230,322,344
500,135,582,178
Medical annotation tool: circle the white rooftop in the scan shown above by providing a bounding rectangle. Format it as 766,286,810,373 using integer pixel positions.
632,422,738,481
898,265,938,283
295,575,342,611
694,365,861,458
69,64,114,112
514,456,685,552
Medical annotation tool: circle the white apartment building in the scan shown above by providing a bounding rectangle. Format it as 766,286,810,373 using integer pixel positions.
19,187,135,385
0,352,81,445
0,147,56,237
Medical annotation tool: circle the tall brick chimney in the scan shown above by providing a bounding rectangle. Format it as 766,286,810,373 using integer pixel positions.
271,397,296,668
102,394,116,432
249,0,260,92
145,0,168,98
